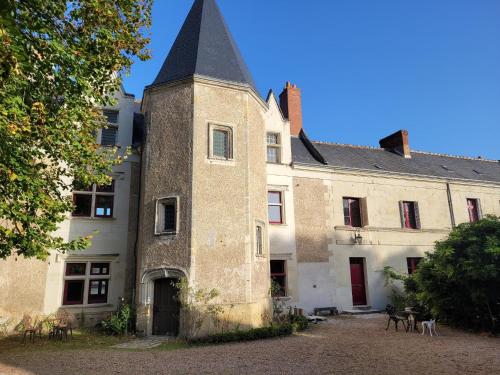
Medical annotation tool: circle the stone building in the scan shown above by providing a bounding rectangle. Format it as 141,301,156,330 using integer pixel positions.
0,85,142,328
1,0,499,336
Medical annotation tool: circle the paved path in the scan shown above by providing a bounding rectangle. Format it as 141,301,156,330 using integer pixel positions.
1,314,499,375
111,337,169,350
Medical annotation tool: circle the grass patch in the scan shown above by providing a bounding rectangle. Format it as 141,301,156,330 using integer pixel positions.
0,329,131,354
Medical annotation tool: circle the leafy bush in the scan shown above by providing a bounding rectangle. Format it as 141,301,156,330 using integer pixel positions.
415,216,500,333
101,304,132,336
289,314,308,332
189,323,293,344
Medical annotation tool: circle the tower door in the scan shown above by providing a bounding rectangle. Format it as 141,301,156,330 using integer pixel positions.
349,258,367,306
153,278,180,336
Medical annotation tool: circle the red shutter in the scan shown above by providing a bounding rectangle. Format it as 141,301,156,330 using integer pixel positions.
414,202,421,229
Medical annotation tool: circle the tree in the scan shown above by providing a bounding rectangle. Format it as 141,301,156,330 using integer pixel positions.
415,216,500,333
0,1,151,259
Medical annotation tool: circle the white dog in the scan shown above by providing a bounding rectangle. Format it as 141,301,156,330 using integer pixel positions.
421,319,438,336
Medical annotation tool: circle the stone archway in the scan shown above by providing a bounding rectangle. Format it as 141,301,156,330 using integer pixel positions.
138,267,187,336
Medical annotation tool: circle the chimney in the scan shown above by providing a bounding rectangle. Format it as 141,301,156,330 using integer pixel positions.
279,82,303,136
379,130,411,158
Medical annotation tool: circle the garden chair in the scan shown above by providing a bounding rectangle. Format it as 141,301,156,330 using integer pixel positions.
385,304,408,332
20,315,43,343
51,310,74,340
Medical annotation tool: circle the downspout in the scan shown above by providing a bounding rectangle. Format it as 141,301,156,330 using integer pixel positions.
446,182,456,228
131,145,143,309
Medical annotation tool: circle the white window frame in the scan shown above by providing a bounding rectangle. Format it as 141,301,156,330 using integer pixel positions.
155,196,179,236
62,261,111,306
208,123,234,161
268,190,285,225
266,132,281,164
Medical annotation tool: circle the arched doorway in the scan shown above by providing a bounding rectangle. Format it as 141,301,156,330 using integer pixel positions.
140,268,186,336
152,278,180,336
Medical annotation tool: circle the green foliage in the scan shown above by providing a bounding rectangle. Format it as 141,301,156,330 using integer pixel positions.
270,280,289,323
101,304,132,336
415,216,500,333
383,266,429,316
175,278,224,338
0,0,151,259
189,323,293,345
289,314,308,332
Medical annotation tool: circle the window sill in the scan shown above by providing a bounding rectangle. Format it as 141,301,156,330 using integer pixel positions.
62,303,114,309
269,222,287,226
206,158,236,167
71,216,116,221
272,296,291,301
154,232,178,239
334,225,449,234
255,254,267,259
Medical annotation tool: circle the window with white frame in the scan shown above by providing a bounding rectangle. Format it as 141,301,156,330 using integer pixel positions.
266,133,281,163
63,261,111,305
72,180,115,218
156,197,178,235
101,109,119,146
268,191,284,224
209,124,233,160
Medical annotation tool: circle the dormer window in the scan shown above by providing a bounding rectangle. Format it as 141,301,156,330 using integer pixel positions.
267,133,281,163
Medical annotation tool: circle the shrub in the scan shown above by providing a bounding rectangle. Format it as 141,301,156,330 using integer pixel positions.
289,314,308,332
415,216,500,333
101,304,132,336
189,323,293,345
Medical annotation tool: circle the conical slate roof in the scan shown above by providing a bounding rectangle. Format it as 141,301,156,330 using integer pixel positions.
152,0,257,90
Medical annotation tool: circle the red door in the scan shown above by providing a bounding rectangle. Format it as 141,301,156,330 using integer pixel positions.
350,258,367,306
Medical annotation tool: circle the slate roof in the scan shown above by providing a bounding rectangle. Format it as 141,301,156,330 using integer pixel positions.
291,137,500,183
151,0,257,90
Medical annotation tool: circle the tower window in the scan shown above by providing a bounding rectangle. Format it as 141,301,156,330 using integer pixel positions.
209,124,233,160
156,197,178,235
256,225,263,255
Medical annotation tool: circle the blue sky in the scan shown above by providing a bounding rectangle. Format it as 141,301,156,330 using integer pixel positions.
123,0,500,159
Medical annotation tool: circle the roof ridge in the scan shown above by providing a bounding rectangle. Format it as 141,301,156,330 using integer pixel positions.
309,140,498,163
311,140,384,151
411,150,498,163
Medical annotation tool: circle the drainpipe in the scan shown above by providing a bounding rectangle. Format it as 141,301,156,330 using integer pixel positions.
446,182,456,228
132,145,143,318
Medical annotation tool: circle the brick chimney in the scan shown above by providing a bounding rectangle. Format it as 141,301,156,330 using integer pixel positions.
279,82,303,136
379,130,411,158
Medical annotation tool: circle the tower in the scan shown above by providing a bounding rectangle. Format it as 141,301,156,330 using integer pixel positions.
136,0,270,337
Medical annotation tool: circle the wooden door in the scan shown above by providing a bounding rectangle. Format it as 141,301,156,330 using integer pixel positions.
153,278,180,336
350,258,367,306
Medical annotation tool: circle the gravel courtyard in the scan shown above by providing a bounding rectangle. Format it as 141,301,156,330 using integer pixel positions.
1,314,499,375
